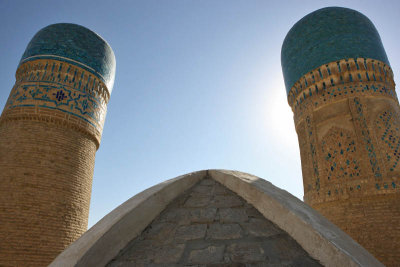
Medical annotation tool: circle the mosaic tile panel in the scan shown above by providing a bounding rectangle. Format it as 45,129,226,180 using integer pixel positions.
350,97,382,179
376,110,400,172
321,127,361,181
1,59,109,145
6,83,105,129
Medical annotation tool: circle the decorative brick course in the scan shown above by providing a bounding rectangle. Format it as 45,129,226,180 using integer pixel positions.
107,178,321,266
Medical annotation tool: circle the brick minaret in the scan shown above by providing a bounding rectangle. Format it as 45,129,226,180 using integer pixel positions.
282,7,399,266
0,23,115,266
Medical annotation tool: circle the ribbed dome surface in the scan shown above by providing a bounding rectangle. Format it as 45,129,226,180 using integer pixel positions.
281,7,389,94
20,23,116,92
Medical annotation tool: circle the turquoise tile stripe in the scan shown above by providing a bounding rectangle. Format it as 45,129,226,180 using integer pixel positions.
281,7,389,95
19,23,116,92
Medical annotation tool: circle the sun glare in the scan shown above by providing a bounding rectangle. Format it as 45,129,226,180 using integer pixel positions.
264,77,299,153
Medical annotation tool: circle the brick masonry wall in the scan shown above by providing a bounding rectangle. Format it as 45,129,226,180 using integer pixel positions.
0,120,96,266
0,59,109,266
290,58,400,266
313,194,399,265
107,178,322,266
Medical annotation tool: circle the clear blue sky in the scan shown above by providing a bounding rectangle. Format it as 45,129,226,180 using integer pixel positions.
1,0,399,227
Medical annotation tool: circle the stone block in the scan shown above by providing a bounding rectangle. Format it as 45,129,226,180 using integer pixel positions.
192,184,213,195
213,195,243,208
243,218,282,237
175,224,207,242
188,245,225,264
117,241,152,261
153,244,185,264
219,208,248,223
143,223,176,244
227,242,266,262
213,183,230,195
189,208,217,223
261,237,306,262
157,209,191,225
184,195,210,208
207,223,242,239
245,207,263,218
199,178,215,186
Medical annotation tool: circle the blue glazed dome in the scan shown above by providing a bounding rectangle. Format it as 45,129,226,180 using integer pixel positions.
20,23,116,93
281,7,389,95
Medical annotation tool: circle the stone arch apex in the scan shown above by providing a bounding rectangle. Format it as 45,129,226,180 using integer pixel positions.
50,169,382,267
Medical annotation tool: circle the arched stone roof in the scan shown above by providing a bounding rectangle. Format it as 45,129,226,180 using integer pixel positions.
50,170,382,266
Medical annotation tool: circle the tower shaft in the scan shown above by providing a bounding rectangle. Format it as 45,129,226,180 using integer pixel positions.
0,59,110,266
290,57,400,265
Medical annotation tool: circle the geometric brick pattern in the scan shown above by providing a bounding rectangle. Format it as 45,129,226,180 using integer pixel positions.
320,127,361,183
375,110,400,172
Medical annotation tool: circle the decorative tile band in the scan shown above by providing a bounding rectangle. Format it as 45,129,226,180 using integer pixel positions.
0,59,110,147
20,54,108,88
288,58,396,123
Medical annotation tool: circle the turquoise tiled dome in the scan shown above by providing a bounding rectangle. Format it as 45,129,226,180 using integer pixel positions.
281,7,389,95
20,23,116,92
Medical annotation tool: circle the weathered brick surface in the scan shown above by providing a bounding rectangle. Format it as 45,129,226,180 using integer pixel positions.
107,178,322,266
314,194,400,266
289,57,400,266
0,120,96,266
